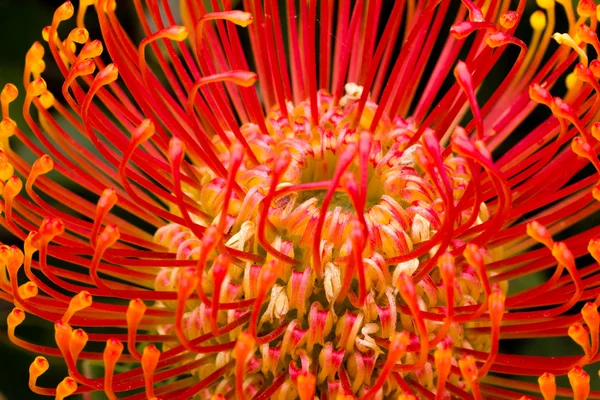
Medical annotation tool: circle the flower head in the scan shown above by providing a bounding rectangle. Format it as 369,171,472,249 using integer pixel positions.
2,0,600,398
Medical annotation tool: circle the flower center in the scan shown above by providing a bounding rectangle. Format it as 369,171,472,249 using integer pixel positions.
153,84,493,395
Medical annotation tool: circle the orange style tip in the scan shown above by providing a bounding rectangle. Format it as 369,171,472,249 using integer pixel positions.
24,231,41,254
127,298,147,323
0,118,17,137
568,367,590,400
453,60,471,81
434,346,454,377
591,122,600,141
26,42,45,61
211,395,226,400
569,324,592,357
18,281,38,300
259,260,280,287
168,137,186,161
41,26,51,42
7,307,25,328
593,183,600,202
95,64,119,85
98,188,118,210
56,377,77,400
39,217,65,238
0,244,10,263
582,301,599,324
54,2,75,22
450,128,476,155
458,355,479,383
488,286,506,321
551,242,575,267
142,344,161,372
296,373,316,400
224,10,254,27
163,25,188,41
26,78,47,97
32,155,54,176
70,291,92,311
104,338,124,363
134,119,155,142
577,0,596,17
233,332,256,360
589,238,600,261
528,83,552,105
485,31,512,48
29,356,49,379
6,246,24,275
590,60,600,79
463,242,482,264
571,137,592,159
224,70,258,88
80,40,104,60
550,97,577,120
500,11,519,29
438,252,455,284
54,320,73,350
70,59,96,78
69,28,89,44
70,329,88,362
97,224,120,249
178,267,199,298
448,21,469,39
1,83,18,104
526,221,553,247
574,63,593,83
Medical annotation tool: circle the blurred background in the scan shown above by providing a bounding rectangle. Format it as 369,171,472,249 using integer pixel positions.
0,1,139,398
0,1,64,397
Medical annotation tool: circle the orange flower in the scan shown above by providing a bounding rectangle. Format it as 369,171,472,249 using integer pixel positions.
2,0,600,398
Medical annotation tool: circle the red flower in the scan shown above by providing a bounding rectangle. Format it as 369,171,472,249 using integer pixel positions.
2,0,600,398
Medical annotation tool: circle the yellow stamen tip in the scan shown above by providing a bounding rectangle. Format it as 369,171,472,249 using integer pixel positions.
565,72,578,90
163,26,189,42
530,11,547,31
537,0,555,9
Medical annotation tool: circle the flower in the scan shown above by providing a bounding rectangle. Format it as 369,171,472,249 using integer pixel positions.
2,0,600,398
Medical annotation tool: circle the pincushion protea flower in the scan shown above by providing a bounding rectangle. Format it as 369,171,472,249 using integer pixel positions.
3,0,600,398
